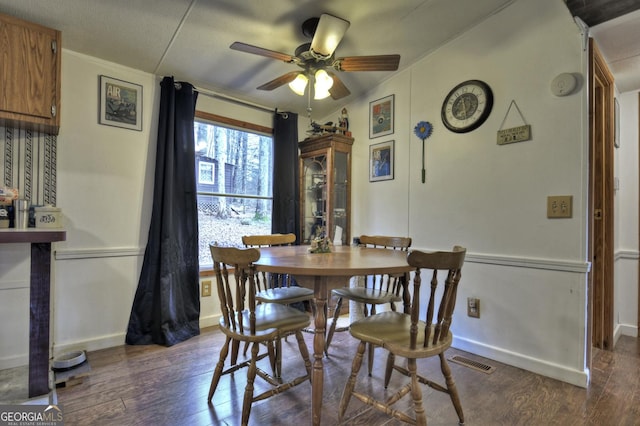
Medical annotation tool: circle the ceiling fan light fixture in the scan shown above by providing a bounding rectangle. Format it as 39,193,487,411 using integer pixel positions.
310,14,350,59
315,69,333,90
314,87,331,100
313,69,333,100
289,74,309,96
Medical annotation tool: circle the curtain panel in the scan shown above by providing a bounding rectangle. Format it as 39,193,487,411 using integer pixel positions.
126,77,200,346
271,111,299,239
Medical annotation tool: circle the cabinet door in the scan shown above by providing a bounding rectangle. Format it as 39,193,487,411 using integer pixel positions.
0,14,60,131
301,155,327,243
332,150,349,245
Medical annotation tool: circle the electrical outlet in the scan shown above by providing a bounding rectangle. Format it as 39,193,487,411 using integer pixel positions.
201,280,212,297
467,297,480,318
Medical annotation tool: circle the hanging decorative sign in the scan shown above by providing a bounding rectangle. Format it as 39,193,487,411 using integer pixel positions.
413,121,433,183
497,100,532,145
497,125,531,145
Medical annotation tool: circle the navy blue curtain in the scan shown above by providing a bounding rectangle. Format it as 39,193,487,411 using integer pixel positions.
271,111,300,239
126,77,200,346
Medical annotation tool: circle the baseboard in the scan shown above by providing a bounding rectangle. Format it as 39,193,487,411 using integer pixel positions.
0,353,28,370
614,323,638,345
53,332,126,357
452,336,589,388
51,315,222,358
199,314,220,329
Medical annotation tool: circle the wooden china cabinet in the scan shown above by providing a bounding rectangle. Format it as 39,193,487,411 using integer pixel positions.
299,133,353,246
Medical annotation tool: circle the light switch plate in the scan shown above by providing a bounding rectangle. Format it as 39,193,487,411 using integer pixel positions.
547,195,572,218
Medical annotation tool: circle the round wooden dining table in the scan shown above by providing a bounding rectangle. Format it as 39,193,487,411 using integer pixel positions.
254,244,413,426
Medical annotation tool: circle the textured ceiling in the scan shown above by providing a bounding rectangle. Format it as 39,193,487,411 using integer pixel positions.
0,0,638,119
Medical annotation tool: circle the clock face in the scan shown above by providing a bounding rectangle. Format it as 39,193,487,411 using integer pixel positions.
441,80,493,133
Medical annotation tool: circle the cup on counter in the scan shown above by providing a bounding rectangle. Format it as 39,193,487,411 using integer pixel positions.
13,199,29,228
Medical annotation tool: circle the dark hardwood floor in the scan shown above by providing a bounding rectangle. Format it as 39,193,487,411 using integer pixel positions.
56,325,640,425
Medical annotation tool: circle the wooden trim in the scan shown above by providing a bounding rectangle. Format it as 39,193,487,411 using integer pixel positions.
195,111,272,135
589,38,615,353
199,267,214,277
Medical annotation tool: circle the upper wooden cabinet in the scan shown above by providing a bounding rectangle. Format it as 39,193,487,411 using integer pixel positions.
0,13,61,135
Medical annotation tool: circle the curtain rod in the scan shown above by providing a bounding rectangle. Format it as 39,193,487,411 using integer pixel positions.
193,86,276,114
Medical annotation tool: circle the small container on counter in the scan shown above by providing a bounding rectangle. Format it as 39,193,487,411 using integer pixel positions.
34,205,63,228
0,205,9,228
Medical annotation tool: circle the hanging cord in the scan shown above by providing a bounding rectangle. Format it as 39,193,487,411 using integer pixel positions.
498,100,528,130
307,79,313,126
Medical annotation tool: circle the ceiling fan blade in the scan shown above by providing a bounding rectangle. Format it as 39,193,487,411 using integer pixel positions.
336,55,400,72
256,71,301,91
230,41,295,63
327,72,351,100
310,14,350,58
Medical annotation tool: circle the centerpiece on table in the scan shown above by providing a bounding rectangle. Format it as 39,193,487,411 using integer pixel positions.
308,227,332,253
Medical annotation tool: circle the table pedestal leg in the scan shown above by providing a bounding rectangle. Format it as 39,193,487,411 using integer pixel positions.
312,276,325,426
295,275,350,425
295,275,326,426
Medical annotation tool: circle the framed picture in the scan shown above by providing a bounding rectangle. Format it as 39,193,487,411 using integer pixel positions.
369,140,394,182
99,75,143,131
369,94,394,139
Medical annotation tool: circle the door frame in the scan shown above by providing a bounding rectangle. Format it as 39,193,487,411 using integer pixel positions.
588,38,615,354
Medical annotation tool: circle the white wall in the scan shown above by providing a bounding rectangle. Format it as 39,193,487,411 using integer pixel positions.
0,244,30,368
614,90,639,340
320,0,591,386
48,51,159,356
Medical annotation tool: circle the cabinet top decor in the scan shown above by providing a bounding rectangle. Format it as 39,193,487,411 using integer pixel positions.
299,133,354,151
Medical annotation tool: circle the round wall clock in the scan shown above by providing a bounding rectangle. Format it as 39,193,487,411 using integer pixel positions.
441,80,494,133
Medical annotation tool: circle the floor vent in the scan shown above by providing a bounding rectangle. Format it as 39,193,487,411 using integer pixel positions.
449,355,496,374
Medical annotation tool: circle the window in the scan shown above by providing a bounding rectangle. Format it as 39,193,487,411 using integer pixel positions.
195,117,273,267
198,161,215,184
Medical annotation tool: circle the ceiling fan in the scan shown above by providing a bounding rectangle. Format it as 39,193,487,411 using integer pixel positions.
230,13,400,100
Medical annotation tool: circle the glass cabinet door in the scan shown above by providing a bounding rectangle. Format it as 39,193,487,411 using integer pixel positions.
302,155,327,243
332,151,348,245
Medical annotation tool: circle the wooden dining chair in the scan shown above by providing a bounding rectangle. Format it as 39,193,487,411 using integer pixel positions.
208,245,312,426
325,235,411,374
338,246,467,426
241,233,316,378
242,233,315,309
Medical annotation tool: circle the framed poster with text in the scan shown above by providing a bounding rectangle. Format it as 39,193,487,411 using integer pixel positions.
99,75,143,131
